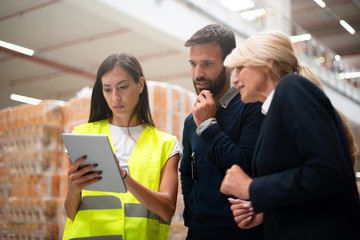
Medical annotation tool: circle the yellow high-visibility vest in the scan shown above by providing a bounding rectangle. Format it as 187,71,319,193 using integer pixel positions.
62,119,176,240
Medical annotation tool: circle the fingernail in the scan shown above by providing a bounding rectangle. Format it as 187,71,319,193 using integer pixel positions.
249,207,254,211
93,163,98,167
247,216,252,220
97,177,102,180
97,171,102,175
248,212,254,216
244,204,250,208
82,155,87,159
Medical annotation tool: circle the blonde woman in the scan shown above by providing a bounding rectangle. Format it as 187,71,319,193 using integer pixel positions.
220,30,360,240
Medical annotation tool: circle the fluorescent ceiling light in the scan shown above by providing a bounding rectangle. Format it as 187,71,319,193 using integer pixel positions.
314,0,326,8
10,94,42,105
356,172,360,178
338,71,360,80
290,33,312,43
339,20,355,34
0,40,34,56
240,9,266,21
334,55,341,61
220,0,254,11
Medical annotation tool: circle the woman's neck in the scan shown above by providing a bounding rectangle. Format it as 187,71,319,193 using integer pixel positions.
109,116,141,127
261,76,279,102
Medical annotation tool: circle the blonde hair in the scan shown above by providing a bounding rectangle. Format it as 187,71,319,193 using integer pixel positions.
298,65,324,91
225,29,358,165
337,110,358,165
224,30,324,86
224,30,299,80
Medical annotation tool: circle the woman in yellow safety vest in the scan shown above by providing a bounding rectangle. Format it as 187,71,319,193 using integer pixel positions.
63,53,181,240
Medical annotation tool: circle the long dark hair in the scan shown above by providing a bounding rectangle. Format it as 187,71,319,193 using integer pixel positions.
88,53,155,127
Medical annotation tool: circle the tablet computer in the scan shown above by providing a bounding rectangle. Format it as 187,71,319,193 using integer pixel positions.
62,133,127,193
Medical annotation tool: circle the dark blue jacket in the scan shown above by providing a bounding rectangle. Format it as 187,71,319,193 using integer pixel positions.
250,74,360,240
179,92,264,238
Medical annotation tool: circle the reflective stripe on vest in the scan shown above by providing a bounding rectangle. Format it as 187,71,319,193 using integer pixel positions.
78,196,170,226
69,236,122,240
79,195,122,210
125,203,171,225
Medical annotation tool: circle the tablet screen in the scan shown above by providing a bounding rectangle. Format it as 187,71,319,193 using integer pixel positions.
62,133,127,193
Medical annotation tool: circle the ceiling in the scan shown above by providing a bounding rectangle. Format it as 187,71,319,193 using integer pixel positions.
291,0,360,70
0,0,192,109
0,0,359,110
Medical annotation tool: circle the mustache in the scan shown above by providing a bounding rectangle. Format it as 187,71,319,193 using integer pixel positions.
194,77,209,83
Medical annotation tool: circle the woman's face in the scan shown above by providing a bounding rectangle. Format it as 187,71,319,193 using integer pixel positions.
102,67,143,126
232,65,270,103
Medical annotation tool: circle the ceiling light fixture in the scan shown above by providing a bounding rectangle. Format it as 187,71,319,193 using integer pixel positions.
220,0,254,11
338,71,360,80
290,33,312,43
339,20,355,34
313,0,326,8
240,9,266,21
334,55,341,61
10,94,42,105
0,40,34,56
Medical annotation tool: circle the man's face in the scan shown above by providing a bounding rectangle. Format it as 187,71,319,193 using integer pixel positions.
189,42,227,97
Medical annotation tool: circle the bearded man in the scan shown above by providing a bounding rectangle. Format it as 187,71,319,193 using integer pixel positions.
179,24,265,240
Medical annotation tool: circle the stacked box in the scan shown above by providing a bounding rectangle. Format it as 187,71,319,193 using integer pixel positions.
57,96,93,237
148,81,196,144
0,101,65,240
0,108,10,132
5,101,64,130
62,97,91,134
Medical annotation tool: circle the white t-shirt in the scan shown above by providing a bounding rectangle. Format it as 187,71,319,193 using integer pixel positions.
110,124,181,172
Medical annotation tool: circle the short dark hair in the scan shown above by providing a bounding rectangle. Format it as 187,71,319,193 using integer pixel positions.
88,53,155,127
184,24,236,60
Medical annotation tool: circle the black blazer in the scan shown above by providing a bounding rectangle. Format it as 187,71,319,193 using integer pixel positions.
249,74,360,240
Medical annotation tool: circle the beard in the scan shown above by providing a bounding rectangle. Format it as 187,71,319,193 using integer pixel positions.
192,67,227,98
